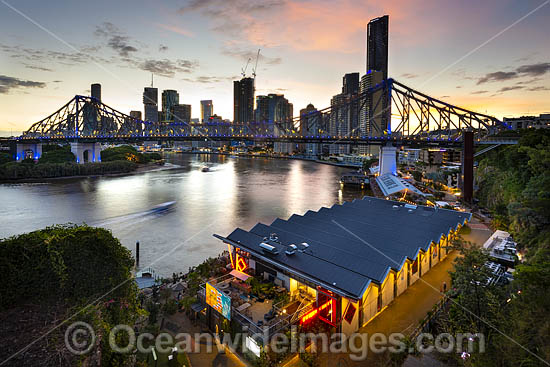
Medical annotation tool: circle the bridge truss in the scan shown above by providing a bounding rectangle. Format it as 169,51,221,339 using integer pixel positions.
20,79,509,145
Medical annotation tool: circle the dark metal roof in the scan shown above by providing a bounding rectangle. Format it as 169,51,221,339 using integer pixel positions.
214,196,470,300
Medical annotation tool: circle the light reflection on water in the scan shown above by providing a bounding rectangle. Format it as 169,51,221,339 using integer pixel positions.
0,154,369,276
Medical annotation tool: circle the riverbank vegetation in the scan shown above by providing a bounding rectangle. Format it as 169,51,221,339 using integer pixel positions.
431,129,550,366
0,225,139,366
0,145,162,180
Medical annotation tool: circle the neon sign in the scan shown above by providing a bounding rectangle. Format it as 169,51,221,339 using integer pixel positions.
227,244,248,272
236,254,247,272
300,299,333,324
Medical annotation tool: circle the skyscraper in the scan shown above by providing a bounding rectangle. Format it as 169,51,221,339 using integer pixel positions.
342,73,359,95
255,95,270,122
327,73,360,155
366,15,389,79
172,104,191,124
162,90,179,122
300,103,319,157
200,100,213,122
233,77,255,123
359,70,386,155
143,87,158,123
91,83,101,102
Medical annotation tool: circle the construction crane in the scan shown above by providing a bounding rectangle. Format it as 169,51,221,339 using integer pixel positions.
241,57,252,78
252,49,261,79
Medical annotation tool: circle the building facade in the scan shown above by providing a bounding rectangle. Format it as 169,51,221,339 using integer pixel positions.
162,90,179,122
129,110,141,120
233,77,255,123
503,114,550,130
398,148,421,164
91,83,101,102
358,70,386,155
300,103,319,157
143,87,158,123
172,104,192,124
200,100,213,122
210,196,469,340
366,15,389,78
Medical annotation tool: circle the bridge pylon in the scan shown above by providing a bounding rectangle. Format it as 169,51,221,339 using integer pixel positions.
70,142,102,164
378,144,397,176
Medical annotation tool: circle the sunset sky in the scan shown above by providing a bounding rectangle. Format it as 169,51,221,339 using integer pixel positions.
1,0,549,135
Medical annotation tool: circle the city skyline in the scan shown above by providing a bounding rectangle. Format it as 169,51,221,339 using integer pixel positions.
1,0,549,135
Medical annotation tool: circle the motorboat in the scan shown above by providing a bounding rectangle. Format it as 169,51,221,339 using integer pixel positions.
150,201,176,213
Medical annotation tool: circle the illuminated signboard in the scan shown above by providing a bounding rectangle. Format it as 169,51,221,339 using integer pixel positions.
206,282,231,320
245,336,261,357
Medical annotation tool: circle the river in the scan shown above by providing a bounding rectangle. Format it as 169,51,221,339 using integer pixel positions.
0,154,369,277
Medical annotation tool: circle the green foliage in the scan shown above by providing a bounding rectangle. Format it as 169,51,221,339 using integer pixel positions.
440,128,550,366
477,128,550,253
38,145,75,164
411,170,423,181
0,152,12,164
0,225,140,366
0,160,136,180
147,152,163,161
361,158,378,172
21,157,35,164
101,145,153,164
299,351,318,367
0,224,136,309
163,298,179,315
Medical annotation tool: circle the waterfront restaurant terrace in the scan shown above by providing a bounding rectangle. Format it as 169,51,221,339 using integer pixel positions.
198,269,318,338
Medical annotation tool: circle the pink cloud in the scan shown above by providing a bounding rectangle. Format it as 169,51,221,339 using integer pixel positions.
155,23,194,37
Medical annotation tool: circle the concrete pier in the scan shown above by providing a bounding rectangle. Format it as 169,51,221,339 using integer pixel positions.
70,142,102,163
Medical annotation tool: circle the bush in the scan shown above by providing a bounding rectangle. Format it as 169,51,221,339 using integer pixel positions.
101,145,150,163
38,146,75,164
146,152,162,161
163,298,179,315
0,160,137,180
0,152,12,164
0,224,136,309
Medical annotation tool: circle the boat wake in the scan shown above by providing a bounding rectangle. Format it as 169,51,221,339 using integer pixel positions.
92,201,176,229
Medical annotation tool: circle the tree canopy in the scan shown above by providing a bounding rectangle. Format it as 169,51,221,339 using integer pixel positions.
0,225,140,366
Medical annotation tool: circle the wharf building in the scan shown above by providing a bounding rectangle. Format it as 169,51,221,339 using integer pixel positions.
198,196,469,342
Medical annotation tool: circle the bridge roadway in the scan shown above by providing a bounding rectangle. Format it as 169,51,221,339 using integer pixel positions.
1,134,519,148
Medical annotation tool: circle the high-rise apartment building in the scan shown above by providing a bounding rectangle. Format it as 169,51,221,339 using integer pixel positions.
366,15,389,79
162,90,179,122
200,100,213,122
233,77,255,123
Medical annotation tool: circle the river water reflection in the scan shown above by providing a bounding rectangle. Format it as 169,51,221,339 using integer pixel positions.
0,154,369,276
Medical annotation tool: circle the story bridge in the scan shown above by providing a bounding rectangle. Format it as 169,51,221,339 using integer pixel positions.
4,78,519,201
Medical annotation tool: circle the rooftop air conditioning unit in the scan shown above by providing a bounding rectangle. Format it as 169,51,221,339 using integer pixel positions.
298,242,310,252
285,244,298,256
259,242,279,255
